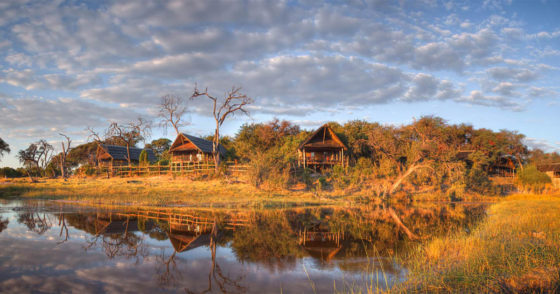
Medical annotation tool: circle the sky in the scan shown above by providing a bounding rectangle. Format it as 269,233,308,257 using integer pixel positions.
0,0,559,168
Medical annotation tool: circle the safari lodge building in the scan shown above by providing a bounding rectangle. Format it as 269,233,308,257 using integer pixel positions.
297,124,348,170
169,133,226,169
96,144,156,168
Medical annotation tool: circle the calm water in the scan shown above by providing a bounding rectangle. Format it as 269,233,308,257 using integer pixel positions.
0,200,486,293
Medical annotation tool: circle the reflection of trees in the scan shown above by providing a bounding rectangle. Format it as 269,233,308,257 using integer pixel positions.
17,212,51,235
0,217,8,233
156,250,181,287
189,222,246,294
84,216,148,260
46,203,487,289
230,212,303,271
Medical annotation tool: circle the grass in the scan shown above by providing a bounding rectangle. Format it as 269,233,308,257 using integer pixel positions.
0,177,356,208
399,193,560,293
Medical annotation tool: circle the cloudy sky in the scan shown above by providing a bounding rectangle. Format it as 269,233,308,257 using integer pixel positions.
1,0,559,167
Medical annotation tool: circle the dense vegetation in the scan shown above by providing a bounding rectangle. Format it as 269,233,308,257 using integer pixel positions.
226,116,556,197
2,116,558,197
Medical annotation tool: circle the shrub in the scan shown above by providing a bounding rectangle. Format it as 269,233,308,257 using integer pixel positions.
139,150,149,166
77,164,97,176
515,165,551,193
0,167,24,178
465,167,493,194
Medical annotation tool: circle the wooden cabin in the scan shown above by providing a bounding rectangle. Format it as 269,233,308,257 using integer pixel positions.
96,144,157,168
456,150,516,177
169,133,226,166
489,156,516,177
537,163,560,188
297,124,348,169
167,231,212,253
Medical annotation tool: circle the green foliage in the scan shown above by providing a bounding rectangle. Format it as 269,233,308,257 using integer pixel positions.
77,164,97,176
67,142,98,167
145,138,171,157
465,167,493,194
515,165,551,193
0,167,24,178
0,137,10,160
139,150,149,166
157,158,169,166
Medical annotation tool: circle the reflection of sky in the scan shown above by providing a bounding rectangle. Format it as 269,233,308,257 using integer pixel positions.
0,201,405,293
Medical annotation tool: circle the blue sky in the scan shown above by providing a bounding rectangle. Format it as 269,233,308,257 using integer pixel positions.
1,0,559,167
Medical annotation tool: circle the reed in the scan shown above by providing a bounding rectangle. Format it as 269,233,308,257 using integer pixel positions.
400,194,560,293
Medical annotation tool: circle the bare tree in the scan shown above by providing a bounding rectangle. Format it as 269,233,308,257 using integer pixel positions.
58,133,72,179
0,138,10,161
105,118,151,167
17,140,54,181
86,126,102,143
191,85,253,172
158,94,189,135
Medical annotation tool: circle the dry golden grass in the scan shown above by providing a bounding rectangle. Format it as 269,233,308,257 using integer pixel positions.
0,176,355,208
402,193,560,293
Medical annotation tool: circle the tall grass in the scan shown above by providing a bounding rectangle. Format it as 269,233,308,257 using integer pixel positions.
0,177,352,208
401,194,560,293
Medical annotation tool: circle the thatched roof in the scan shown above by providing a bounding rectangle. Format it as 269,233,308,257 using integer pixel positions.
537,163,560,172
167,232,211,253
298,124,348,151
99,144,157,162
170,133,226,156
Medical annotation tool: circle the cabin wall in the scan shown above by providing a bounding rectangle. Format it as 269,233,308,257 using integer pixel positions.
546,171,560,188
98,159,131,168
171,150,212,163
298,148,346,168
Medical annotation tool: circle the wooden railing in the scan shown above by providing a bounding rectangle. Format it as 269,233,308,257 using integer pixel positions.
97,162,249,177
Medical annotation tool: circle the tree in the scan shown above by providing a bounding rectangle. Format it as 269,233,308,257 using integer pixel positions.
139,150,149,166
145,138,172,158
105,118,151,167
158,94,189,135
17,140,54,181
191,85,253,172
0,138,9,160
58,133,72,179
367,116,453,198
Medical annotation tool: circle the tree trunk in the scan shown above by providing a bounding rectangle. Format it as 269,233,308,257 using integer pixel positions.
213,123,220,173
60,159,65,179
389,164,432,196
388,207,419,240
126,144,132,176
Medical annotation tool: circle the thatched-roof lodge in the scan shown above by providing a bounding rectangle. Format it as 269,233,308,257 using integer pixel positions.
537,163,560,188
169,133,226,166
167,231,212,253
297,124,348,169
96,144,156,168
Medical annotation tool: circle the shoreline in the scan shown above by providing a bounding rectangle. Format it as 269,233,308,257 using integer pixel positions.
0,176,504,208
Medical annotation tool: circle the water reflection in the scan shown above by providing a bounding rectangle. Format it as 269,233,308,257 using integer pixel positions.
0,200,486,293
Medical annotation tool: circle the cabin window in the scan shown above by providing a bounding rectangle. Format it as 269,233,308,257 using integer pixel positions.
311,152,315,158
189,154,193,161
197,154,202,161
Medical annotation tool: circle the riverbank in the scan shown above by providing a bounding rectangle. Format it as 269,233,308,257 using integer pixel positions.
0,175,502,208
0,177,361,208
399,193,560,293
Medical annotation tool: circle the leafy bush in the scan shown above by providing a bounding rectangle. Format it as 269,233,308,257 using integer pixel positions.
77,164,97,176
465,167,493,194
0,167,24,178
139,150,149,166
515,165,551,193
157,159,169,166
